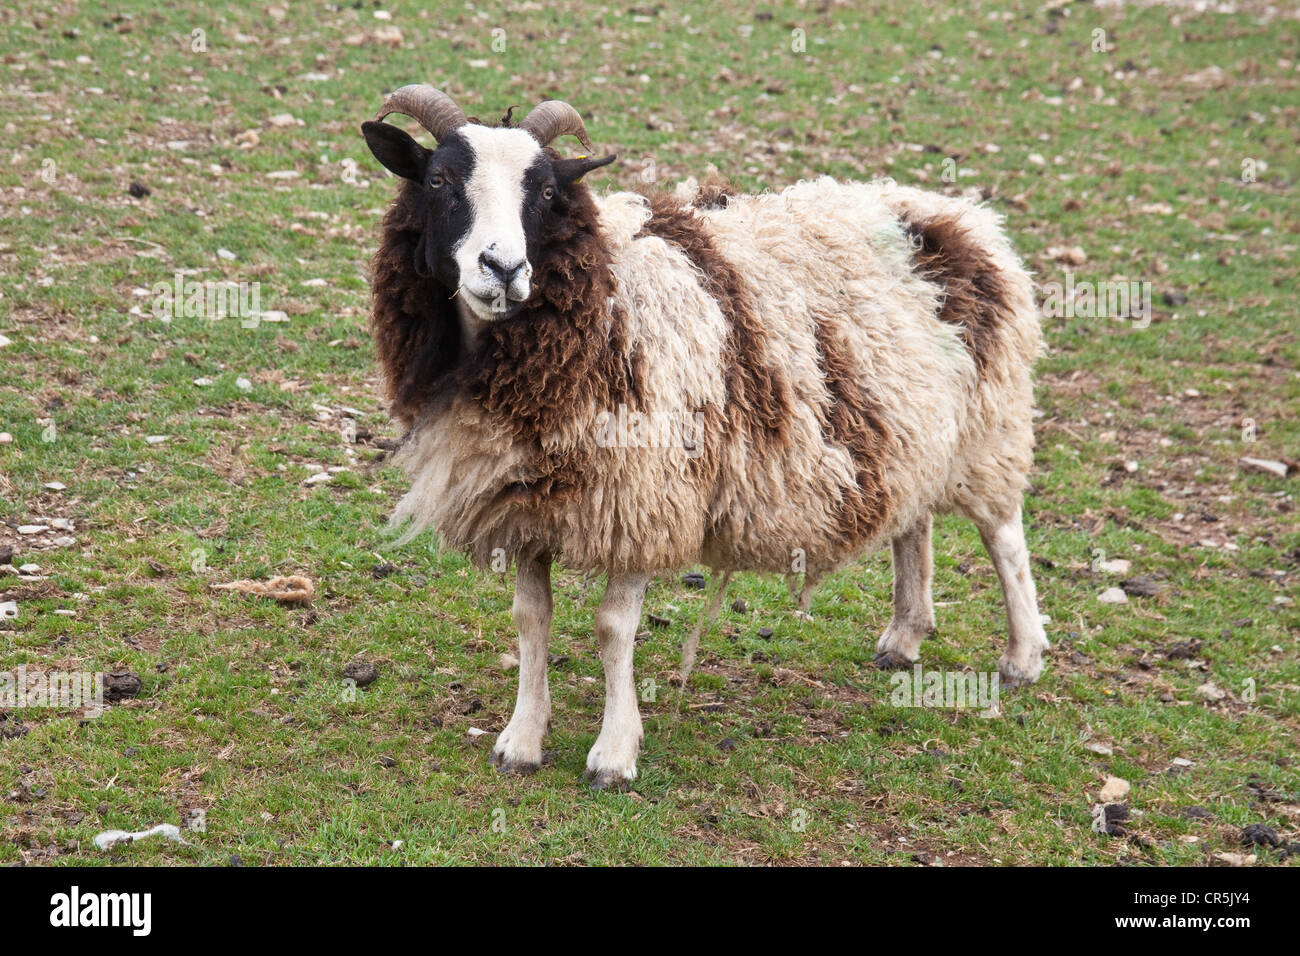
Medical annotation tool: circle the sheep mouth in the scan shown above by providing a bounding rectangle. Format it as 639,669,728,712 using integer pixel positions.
465,290,526,320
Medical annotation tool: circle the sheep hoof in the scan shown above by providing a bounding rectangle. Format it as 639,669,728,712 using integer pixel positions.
585,768,633,792
997,654,1045,689
872,650,914,670
492,756,542,776
489,744,545,775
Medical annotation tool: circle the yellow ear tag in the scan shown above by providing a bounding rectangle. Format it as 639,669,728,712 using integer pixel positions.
573,154,589,183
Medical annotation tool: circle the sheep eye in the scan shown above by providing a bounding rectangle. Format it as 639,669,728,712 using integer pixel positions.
541,185,555,201
429,174,445,189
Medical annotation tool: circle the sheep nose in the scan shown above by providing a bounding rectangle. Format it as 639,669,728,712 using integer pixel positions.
479,251,526,286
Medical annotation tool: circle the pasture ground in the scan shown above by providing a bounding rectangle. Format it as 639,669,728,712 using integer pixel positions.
0,0,1297,865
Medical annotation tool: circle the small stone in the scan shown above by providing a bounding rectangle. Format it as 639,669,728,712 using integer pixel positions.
1097,587,1128,605
1085,741,1113,756
1194,682,1226,701
1213,852,1255,867
1240,457,1290,479
1097,558,1130,575
17,525,47,535
0,432,12,443
1099,776,1130,802
1240,823,1279,847
342,660,379,688
103,671,142,701
1121,576,1162,598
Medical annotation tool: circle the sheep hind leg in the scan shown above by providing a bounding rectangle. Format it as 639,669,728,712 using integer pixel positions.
874,513,936,668
586,571,651,790
975,505,1049,688
490,553,553,774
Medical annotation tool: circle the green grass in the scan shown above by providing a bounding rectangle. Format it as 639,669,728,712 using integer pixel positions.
1,0,1297,865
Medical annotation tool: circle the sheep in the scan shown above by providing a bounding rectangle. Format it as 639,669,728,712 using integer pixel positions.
360,86,1049,788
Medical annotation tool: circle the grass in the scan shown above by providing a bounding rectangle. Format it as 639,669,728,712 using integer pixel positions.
0,0,1297,866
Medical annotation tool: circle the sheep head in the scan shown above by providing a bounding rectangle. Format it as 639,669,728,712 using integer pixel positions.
361,87,616,321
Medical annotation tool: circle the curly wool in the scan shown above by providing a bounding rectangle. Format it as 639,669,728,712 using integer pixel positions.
378,176,1040,578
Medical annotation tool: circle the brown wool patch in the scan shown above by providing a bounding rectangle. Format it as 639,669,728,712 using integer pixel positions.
461,178,630,438
811,316,893,551
901,214,1013,376
636,192,794,454
369,179,463,428
370,156,644,507
694,170,739,210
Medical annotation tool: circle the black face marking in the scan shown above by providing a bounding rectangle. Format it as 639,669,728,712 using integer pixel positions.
518,154,556,268
362,122,618,313
414,132,477,287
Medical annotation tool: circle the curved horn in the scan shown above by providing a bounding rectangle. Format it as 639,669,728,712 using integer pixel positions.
375,85,467,143
519,100,595,152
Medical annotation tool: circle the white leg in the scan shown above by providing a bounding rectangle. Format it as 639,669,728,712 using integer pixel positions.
490,553,552,773
977,506,1049,687
874,513,936,667
585,572,649,790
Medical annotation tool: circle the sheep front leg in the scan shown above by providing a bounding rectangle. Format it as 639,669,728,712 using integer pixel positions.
585,572,650,790
874,513,936,667
977,506,1050,688
490,553,553,774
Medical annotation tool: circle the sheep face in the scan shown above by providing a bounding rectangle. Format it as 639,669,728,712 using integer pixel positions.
361,121,615,321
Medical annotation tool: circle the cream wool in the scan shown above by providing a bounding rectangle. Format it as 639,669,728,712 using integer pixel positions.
394,179,1033,580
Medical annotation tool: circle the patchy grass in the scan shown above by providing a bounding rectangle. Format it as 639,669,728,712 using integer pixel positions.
1,0,1297,866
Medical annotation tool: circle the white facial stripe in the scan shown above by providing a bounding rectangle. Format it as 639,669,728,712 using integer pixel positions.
454,126,542,319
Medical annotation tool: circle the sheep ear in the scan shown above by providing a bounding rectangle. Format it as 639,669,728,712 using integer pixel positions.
553,153,617,185
361,120,432,182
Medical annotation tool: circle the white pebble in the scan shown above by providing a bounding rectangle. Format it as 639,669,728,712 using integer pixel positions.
1097,587,1129,605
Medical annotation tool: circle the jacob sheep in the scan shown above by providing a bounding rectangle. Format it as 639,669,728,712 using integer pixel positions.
360,86,1049,788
